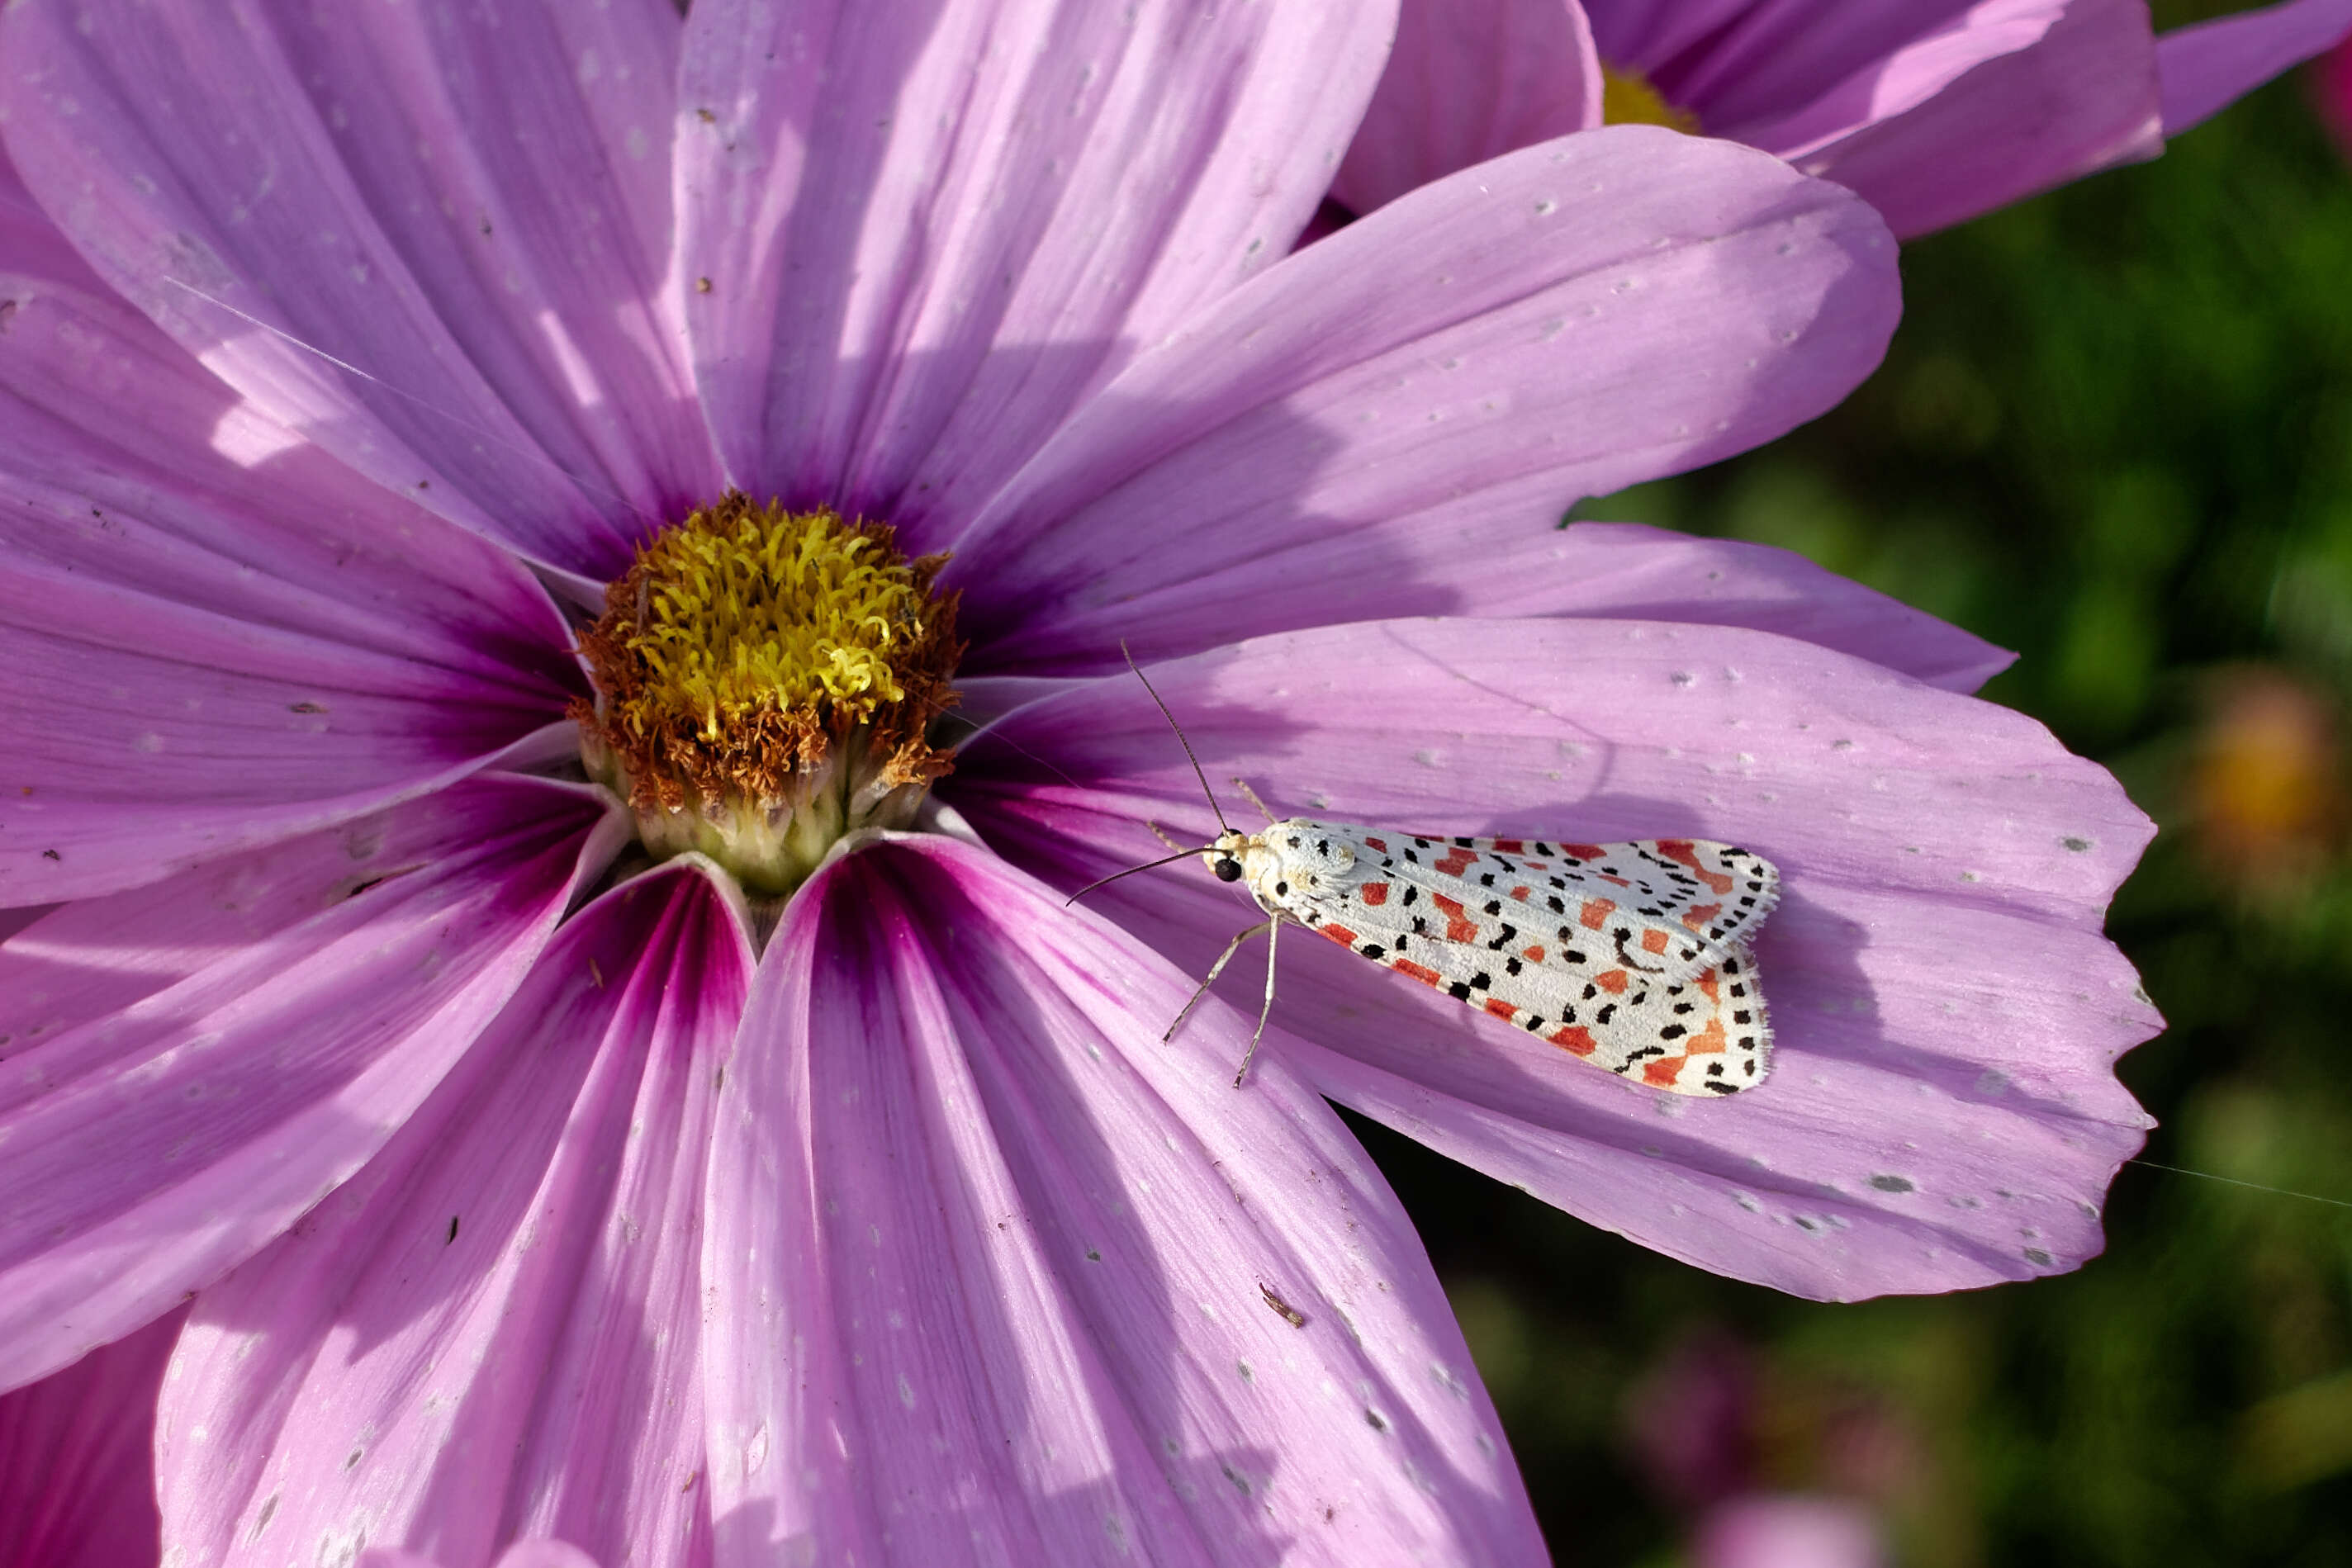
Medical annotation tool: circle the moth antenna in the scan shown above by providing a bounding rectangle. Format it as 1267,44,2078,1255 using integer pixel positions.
157,276,660,530
1121,640,1233,835
1230,776,1277,827
1065,846,1220,906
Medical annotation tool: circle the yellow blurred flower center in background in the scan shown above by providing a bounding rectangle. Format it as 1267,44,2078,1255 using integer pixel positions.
1602,64,1701,135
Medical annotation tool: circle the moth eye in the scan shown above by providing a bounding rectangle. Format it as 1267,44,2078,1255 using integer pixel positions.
1215,858,1244,883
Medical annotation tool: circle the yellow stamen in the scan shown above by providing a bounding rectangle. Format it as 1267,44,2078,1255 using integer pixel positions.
572,493,961,894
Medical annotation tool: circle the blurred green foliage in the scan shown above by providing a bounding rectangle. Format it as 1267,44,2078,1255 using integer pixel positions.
1359,58,2352,1568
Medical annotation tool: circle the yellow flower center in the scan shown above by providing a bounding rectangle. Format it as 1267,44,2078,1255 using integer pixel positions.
1601,64,1700,135
574,494,961,895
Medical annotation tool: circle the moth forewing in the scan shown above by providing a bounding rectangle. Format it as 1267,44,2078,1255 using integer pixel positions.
1477,942,1775,1097
1253,825,1773,981
1238,820,1778,1095
1109,647,1778,1092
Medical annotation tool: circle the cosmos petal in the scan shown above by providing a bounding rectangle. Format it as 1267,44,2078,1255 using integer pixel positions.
950,523,2009,698
0,787,587,1092
0,135,108,298
0,584,573,904
0,777,619,1392
358,1548,604,1568
950,127,1899,674
1331,0,1601,216
0,275,573,669
0,1305,183,1568
2156,0,2352,134
1776,0,2163,239
675,0,1396,547
1581,0,2004,133
1499,524,2013,692
0,263,580,904
953,618,2157,1300
701,835,1545,1566
1683,0,2074,150
0,0,714,578
157,864,745,1568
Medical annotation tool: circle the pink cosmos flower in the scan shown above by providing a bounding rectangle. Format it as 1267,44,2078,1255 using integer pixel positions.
0,0,2155,1561
1335,0,2352,237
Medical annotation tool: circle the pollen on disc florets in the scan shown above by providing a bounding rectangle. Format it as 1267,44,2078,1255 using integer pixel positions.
572,493,961,895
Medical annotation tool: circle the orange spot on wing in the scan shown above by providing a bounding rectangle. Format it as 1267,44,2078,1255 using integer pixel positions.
1682,902,1722,932
1561,843,1605,860
1520,945,1546,963
1359,882,1390,906
1321,922,1359,946
1483,997,1518,1021
1430,893,1481,943
1491,838,1525,855
1656,839,1735,894
1592,969,1629,995
1579,898,1616,930
1433,846,1478,877
1695,967,1722,1002
1363,836,1387,853
1509,884,1531,902
1643,1016,1729,1088
1640,928,1670,955
1548,1025,1598,1056
1392,959,1443,988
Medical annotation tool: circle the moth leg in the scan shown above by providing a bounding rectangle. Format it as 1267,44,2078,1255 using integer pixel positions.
1145,818,1185,853
1165,920,1273,1045
1229,777,1278,825
1233,914,1280,1088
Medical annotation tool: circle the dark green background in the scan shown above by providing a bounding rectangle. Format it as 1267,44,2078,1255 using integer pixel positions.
1357,49,2352,1568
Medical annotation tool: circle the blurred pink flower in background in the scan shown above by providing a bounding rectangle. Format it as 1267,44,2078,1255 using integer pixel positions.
1624,1336,1914,1568
1627,1335,1762,1509
1337,0,2352,236
1694,1495,1886,1568
2313,32,2352,154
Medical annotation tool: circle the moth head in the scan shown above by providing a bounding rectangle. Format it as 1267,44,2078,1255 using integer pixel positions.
1204,829,1250,883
